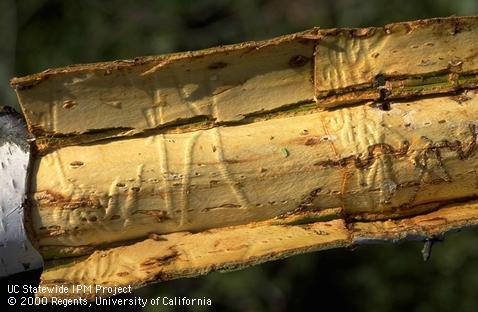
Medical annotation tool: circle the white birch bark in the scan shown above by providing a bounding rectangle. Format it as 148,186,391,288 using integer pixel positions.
0,108,42,277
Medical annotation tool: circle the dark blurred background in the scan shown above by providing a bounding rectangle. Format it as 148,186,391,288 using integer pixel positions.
0,0,477,311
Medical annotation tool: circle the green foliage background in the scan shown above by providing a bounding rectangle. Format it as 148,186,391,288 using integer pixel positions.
1,1,477,311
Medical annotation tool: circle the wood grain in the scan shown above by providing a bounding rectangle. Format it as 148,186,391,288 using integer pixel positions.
8,15,478,298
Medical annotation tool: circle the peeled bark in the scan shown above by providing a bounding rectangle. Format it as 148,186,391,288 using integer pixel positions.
6,15,478,299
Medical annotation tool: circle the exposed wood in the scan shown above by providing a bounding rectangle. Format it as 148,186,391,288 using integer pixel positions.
6,15,478,298
315,17,478,105
12,32,317,139
10,16,478,150
40,200,478,300
30,92,478,259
